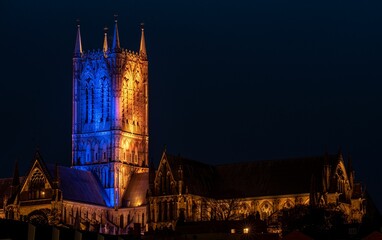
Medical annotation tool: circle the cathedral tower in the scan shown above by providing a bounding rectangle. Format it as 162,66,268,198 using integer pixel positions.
72,19,149,208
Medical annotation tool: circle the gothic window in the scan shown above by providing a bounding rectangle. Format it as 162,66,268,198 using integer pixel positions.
29,169,46,199
122,79,128,121
94,144,99,162
86,145,91,163
260,201,272,220
163,201,168,221
169,202,173,220
283,200,293,209
135,153,138,164
126,151,130,163
91,87,95,122
85,88,89,123
101,82,104,122
106,85,110,121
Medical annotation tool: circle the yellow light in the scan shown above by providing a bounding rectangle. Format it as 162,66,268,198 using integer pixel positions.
243,228,249,234
231,229,236,234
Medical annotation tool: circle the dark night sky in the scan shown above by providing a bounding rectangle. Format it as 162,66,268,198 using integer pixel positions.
1,0,382,210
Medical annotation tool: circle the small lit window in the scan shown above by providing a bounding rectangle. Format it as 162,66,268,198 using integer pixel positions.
231,229,236,234
243,228,249,234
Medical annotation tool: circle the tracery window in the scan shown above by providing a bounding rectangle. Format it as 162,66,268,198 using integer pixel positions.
260,201,272,220
29,169,46,199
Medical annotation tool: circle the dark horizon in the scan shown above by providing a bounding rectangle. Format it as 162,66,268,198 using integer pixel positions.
1,0,382,211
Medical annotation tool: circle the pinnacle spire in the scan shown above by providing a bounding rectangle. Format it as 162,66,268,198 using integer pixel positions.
112,15,121,52
74,21,83,57
103,27,108,53
139,23,147,59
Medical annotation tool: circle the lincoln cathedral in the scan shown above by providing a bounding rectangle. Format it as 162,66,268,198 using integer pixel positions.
0,18,367,235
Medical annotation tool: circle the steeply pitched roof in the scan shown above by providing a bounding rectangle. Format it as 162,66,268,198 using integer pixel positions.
164,153,339,199
47,165,108,206
214,155,336,198
166,154,216,196
123,172,149,207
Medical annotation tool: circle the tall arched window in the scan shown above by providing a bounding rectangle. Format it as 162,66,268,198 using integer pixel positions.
86,144,91,163
91,87,95,122
101,82,104,122
122,79,128,121
85,87,89,123
106,84,110,121
29,170,46,199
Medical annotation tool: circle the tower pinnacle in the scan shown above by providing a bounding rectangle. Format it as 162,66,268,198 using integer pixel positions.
74,22,83,57
103,27,108,53
139,23,147,60
112,15,121,52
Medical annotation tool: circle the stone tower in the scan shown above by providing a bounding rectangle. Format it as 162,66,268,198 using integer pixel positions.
72,19,149,208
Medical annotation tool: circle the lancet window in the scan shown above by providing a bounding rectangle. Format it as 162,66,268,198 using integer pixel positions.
91,87,95,122
85,88,89,123
28,169,46,199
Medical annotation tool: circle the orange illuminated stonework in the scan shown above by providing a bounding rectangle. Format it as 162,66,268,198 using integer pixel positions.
147,151,365,231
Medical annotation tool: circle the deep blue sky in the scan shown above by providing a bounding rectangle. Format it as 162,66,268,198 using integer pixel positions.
1,0,382,210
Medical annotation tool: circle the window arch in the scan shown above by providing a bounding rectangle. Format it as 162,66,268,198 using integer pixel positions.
122,78,129,122
91,85,95,122
260,201,273,220
94,144,99,162
85,87,89,123
101,81,105,122
86,144,91,163
29,169,46,199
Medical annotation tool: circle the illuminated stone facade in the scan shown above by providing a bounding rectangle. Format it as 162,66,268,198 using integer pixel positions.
72,19,149,207
147,151,366,230
0,19,149,234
